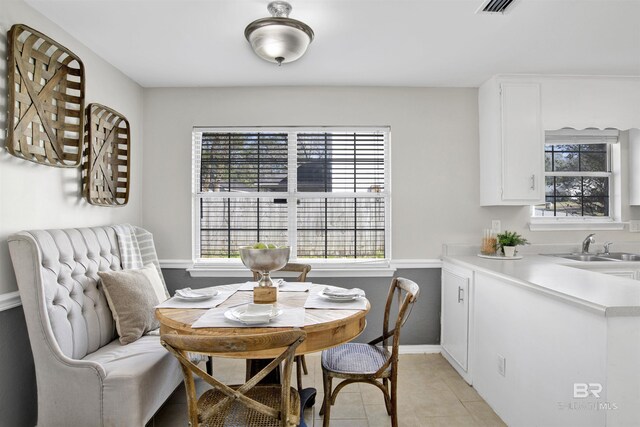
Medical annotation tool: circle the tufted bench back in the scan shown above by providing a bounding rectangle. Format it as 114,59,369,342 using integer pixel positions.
22,227,122,359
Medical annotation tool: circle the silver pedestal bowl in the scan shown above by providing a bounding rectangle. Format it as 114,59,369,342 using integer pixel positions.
239,247,290,287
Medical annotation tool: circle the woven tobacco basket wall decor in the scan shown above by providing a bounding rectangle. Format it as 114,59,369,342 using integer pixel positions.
7,24,86,167
82,104,131,206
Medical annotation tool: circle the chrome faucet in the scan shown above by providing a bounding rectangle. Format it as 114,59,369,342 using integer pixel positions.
602,242,613,255
582,233,596,254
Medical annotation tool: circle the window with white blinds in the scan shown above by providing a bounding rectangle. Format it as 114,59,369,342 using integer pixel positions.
193,127,390,261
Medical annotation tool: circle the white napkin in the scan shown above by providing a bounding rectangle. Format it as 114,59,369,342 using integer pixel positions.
322,287,365,298
156,289,235,309
192,306,306,328
175,287,218,299
237,303,274,323
304,291,369,310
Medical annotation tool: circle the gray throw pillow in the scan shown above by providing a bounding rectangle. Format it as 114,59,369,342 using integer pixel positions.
98,266,163,344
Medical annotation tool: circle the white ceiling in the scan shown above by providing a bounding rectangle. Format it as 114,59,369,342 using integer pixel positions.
26,0,640,88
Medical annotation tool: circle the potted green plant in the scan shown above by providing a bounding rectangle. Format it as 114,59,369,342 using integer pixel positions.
497,231,529,257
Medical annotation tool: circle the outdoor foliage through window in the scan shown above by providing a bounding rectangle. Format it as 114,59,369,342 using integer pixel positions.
533,130,615,218
194,128,389,260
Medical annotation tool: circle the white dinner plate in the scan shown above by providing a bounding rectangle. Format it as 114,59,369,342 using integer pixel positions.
174,290,218,301
318,292,364,302
224,305,284,325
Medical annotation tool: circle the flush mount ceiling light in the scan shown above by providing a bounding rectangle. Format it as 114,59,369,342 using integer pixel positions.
244,1,314,66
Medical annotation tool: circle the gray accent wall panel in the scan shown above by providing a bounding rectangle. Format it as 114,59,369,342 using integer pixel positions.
0,306,37,427
161,268,442,345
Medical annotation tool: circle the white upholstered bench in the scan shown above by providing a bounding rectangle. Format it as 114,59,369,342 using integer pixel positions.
8,226,182,427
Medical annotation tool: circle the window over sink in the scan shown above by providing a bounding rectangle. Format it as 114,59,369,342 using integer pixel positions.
192,127,390,264
530,129,622,230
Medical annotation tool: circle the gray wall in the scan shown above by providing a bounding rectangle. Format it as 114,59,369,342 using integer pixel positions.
142,86,481,261
0,306,36,427
162,267,442,345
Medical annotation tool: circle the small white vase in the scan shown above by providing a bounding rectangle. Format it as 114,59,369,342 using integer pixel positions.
503,246,517,257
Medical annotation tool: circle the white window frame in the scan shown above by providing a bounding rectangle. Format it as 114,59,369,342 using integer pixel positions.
529,129,624,231
190,126,393,275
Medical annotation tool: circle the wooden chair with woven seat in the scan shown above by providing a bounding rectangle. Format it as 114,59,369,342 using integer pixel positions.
251,262,312,390
161,329,306,427
319,277,420,427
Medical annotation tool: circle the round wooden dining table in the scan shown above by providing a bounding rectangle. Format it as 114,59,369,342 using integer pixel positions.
156,283,370,359
156,283,370,426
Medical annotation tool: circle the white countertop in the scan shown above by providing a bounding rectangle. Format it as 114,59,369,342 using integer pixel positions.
443,254,640,316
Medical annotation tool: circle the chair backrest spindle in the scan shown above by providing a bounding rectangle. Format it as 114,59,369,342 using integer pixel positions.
382,277,420,355
161,329,306,427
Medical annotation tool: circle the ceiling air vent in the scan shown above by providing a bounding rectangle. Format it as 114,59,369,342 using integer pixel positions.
476,0,518,14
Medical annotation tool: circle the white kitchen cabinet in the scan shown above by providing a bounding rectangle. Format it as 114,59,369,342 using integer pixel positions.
441,263,473,383
479,77,544,205
442,254,640,426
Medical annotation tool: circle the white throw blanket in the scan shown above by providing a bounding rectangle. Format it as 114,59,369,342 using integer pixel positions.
113,224,168,294
112,224,144,268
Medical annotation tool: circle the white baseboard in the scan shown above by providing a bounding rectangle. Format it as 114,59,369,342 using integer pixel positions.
0,291,22,312
398,345,441,354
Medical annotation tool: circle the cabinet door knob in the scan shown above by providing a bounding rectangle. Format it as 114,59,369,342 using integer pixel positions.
530,174,536,190
458,286,464,303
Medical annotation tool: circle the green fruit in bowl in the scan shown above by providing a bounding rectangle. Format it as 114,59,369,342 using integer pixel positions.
267,243,277,249
252,242,268,249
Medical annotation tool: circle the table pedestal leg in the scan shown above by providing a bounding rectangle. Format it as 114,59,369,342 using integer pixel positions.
247,359,281,384
248,359,316,426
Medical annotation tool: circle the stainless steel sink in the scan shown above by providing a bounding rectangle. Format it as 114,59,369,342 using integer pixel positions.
599,252,640,261
558,254,611,262
545,252,640,262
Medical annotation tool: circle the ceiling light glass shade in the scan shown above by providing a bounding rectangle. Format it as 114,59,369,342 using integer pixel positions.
245,2,314,65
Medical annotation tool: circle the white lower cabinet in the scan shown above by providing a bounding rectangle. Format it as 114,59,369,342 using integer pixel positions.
441,263,473,383
441,258,640,426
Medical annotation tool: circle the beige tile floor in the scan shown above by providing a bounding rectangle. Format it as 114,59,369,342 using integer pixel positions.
149,353,507,427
